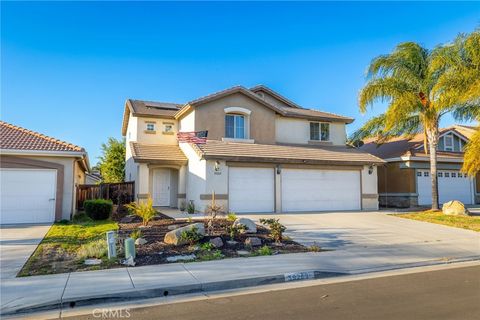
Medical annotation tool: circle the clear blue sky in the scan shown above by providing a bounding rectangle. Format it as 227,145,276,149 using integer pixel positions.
2,1,479,164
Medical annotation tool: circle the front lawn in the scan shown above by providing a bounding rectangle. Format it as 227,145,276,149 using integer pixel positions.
18,213,118,276
395,210,480,232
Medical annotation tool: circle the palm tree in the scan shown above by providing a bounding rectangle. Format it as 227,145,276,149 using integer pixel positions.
353,34,479,210
430,30,480,176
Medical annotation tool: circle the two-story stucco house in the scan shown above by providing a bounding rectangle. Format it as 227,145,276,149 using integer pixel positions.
122,85,384,213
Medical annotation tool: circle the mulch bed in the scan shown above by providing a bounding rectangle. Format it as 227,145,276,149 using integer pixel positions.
117,215,309,266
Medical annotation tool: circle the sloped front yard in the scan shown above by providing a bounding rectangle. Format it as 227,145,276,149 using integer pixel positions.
395,210,480,232
19,213,311,277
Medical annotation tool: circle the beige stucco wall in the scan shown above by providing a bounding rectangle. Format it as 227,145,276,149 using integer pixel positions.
275,116,347,146
361,165,379,210
256,90,292,109
135,116,178,145
192,92,276,144
179,110,195,132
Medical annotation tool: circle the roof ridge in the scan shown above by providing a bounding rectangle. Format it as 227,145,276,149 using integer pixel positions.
0,120,84,152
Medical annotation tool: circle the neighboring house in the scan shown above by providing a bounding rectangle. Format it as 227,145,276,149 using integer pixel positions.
122,85,384,213
0,121,89,224
360,125,479,207
85,170,102,184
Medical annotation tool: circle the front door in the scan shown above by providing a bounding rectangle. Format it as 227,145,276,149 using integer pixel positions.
153,169,171,207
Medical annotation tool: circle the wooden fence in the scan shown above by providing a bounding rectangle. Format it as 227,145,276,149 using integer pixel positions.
76,181,135,210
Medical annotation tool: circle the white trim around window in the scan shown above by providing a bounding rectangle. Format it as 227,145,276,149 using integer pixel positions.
309,122,330,141
224,107,252,115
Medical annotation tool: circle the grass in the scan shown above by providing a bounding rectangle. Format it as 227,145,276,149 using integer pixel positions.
396,210,480,232
18,212,118,276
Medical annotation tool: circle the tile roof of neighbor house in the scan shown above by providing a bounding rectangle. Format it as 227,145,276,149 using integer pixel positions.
122,85,354,135
359,125,476,160
194,140,385,165
130,142,188,164
0,120,84,152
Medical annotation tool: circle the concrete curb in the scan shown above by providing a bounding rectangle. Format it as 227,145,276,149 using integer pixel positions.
3,256,480,316
2,270,346,316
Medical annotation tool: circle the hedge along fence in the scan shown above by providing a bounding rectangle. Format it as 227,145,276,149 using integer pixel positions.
76,182,135,210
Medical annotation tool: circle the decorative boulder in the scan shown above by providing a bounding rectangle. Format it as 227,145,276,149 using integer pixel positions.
164,223,205,245
442,200,470,216
209,237,224,248
233,218,257,233
245,237,262,247
135,238,147,245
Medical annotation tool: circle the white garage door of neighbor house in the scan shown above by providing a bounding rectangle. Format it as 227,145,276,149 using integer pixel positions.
0,169,57,224
281,169,361,212
417,169,474,205
228,167,275,213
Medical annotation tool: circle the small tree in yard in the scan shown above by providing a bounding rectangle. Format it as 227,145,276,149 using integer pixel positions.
125,198,156,226
97,137,126,183
351,30,480,210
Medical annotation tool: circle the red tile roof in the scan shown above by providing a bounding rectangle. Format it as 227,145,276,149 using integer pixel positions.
0,121,84,152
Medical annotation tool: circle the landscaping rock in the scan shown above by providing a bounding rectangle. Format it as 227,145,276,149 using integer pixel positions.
209,237,224,248
120,216,136,223
245,237,262,247
236,250,250,256
442,200,470,216
84,258,102,266
135,238,147,245
167,224,179,230
166,254,196,262
226,240,238,247
164,223,205,245
233,218,257,233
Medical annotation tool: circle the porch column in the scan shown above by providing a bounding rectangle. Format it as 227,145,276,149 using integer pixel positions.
137,163,150,201
177,165,187,207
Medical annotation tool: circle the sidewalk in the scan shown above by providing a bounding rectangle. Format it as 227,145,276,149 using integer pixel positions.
2,244,479,316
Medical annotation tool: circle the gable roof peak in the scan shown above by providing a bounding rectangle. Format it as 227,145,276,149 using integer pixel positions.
249,84,303,109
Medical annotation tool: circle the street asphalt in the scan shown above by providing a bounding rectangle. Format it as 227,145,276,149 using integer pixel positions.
64,265,480,320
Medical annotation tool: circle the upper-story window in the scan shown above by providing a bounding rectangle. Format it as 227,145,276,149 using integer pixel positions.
146,123,156,132
163,123,174,134
225,114,245,139
310,122,330,141
444,134,454,151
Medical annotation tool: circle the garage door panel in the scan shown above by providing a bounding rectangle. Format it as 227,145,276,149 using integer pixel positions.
417,170,473,205
282,169,361,212
229,167,274,213
1,169,56,224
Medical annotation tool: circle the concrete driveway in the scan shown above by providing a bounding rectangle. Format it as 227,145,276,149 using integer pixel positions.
244,211,480,264
0,224,51,279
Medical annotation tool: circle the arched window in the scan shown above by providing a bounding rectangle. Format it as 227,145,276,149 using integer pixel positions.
224,107,251,139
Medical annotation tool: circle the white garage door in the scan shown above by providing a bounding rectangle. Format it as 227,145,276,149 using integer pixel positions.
228,167,275,213
281,169,361,212
417,169,473,205
1,169,57,224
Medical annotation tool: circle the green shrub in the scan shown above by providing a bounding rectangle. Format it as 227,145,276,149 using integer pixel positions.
256,245,272,256
72,212,91,223
259,218,286,243
124,198,156,226
200,242,215,251
84,199,113,220
180,226,203,245
226,212,237,223
186,201,195,214
130,229,142,240
198,249,224,261
77,239,107,259
226,224,245,240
